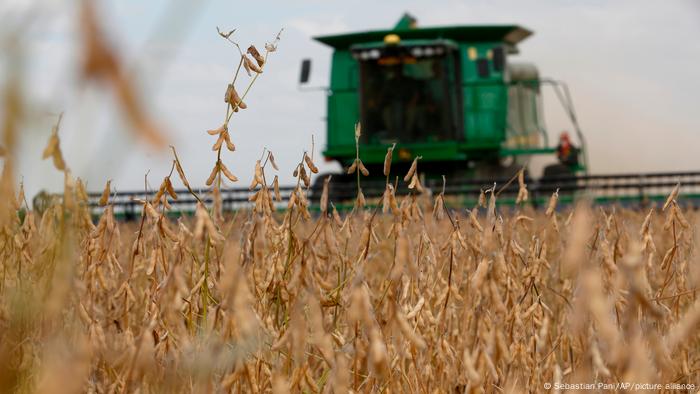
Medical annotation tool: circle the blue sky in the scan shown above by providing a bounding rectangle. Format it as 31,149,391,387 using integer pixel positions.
2,0,700,196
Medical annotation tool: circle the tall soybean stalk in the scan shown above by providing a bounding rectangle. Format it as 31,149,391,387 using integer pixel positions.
195,28,282,326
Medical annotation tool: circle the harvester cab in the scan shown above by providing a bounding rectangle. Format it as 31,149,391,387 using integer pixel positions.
300,13,587,187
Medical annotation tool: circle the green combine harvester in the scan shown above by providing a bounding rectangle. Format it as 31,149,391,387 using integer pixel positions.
300,14,588,191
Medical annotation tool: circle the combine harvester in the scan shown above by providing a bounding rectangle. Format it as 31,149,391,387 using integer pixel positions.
295,13,699,206
301,14,584,183
90,14,700,216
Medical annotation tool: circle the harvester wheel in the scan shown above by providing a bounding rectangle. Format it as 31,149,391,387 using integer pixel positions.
542,163,573,178
540,163,577,195
310,173,357,204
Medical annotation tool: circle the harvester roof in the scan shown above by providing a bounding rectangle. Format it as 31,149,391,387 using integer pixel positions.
314,14,532,49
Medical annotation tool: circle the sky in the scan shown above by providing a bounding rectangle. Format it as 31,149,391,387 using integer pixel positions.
1,0,700,197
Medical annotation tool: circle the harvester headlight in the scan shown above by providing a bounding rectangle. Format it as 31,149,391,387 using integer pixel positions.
411,47,424,57
384,33,401,45
360,51,371,60
369,49,381,59
424,47,435,56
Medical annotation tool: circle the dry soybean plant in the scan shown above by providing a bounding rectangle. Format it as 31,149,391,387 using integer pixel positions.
1,22,700,394
3,127,700,393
